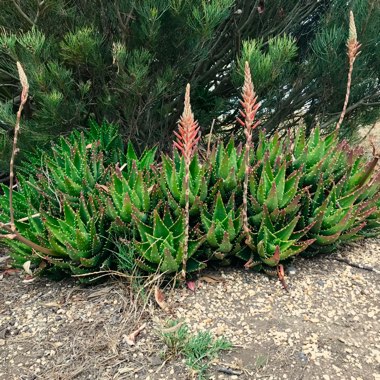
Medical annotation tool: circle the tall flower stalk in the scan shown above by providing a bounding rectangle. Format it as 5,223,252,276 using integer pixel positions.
237,62,260,245
0,62,54,255
9,62,29,232
336,11,361,131
173,84,201,278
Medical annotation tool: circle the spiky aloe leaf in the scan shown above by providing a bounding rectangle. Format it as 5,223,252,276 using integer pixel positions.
133,205,205,275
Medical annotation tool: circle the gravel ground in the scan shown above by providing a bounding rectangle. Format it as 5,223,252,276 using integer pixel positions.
1,239,380,380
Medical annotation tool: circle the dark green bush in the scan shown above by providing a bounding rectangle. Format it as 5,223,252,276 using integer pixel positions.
1,1,379,170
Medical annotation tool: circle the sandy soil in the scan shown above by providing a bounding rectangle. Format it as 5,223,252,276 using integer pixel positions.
1,238,379,380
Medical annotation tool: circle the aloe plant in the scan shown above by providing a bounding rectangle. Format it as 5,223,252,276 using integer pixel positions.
1,14,380,283
207,138,250,202
159,150,210,217
236,148,315,267
133,205,205,274
19,121,124,179
43,195,110,273
87,120,125,165
3,194,111,281
101,162,157,232
300,146,380,253
45,132,108,201
292,127,349,190
0,175,51,270
201,192,242,261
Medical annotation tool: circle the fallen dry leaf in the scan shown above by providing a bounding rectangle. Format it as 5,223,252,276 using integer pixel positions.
154,286,169,311
244,258,254,269
86,143,92,149
22,261,33,275
1,268,19,276
22,277,36,283
125,323,147,346
186,280,196,291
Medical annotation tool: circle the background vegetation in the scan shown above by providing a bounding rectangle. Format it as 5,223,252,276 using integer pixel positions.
0,0,379,171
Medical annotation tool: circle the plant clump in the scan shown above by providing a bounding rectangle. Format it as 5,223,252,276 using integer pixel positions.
1,12,380,284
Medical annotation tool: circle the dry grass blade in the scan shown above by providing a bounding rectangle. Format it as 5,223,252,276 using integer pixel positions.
159,321,185,334
206,118,215,157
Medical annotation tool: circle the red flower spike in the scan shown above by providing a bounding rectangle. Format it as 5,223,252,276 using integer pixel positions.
174,84,201,160
238,62,261,132
240,61,261,257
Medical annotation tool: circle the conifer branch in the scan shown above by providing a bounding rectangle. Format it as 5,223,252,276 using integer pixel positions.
11,0,35,26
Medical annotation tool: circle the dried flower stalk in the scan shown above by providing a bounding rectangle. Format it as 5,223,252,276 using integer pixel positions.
9,62,29,232
0,61,54,256
336,11,361,131
174,84,200,278
237,62,260,244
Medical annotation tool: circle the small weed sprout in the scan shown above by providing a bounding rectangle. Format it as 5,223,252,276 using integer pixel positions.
158,320,232,379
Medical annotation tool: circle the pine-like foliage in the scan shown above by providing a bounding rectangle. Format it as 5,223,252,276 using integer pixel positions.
0,1,379,170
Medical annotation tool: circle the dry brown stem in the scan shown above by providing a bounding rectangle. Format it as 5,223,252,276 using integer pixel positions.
0,62,55,257
9,62,29,232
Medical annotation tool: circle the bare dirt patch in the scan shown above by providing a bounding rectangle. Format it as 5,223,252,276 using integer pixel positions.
1,239,380,380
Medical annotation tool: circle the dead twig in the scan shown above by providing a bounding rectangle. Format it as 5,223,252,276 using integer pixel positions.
217,366,243,375
11,0,35,26
328,257,380,274
358,120,377,144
